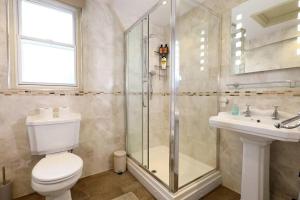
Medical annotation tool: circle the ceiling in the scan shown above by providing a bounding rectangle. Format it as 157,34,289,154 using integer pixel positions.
110,0,159,30
109,0,206,30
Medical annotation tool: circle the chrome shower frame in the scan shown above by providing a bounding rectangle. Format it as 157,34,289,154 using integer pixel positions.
124,0,222,193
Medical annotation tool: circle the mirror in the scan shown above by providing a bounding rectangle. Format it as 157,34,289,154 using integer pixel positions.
231,0,300,74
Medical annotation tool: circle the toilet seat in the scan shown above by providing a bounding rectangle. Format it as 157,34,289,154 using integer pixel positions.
32,152,83,184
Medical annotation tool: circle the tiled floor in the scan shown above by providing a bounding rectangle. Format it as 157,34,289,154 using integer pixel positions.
202,186,240,200
15,170,155,200
15,170,240,200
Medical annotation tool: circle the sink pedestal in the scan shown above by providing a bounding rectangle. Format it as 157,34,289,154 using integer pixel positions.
210,111,300,200
240,136,273,200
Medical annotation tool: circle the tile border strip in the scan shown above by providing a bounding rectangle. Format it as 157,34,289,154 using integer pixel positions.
0,89,300,97
0,90,124,96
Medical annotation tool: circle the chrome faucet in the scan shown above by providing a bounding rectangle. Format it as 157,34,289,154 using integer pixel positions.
274,113,300,129
243,105,251,117
272,106,279,120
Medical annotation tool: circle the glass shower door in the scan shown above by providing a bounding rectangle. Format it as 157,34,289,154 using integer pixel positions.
174,0,220,188
126,18,149,168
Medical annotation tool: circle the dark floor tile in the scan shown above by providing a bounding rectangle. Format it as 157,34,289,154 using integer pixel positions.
120,181,141,193
89,187,124,200
15,193,43,200
202,186,240,200
15,170,154,200
128,184,155,200
71,188,90,200
15,171,239,200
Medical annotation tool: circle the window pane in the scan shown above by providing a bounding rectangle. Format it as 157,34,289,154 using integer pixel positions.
21,0,75,45
20,39,76,85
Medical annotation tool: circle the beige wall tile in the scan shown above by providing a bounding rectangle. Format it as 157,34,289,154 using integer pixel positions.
0,0,125,198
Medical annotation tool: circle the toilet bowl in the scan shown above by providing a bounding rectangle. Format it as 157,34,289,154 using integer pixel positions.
31,152,83,200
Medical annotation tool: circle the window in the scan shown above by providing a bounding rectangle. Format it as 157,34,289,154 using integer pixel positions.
13,0,80,88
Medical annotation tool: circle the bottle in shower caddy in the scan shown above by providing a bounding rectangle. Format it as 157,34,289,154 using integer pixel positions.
161,56,167,70
163,44,169,54
159,44,164,54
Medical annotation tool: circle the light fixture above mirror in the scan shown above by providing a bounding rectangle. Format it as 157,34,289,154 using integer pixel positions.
231,0,300,74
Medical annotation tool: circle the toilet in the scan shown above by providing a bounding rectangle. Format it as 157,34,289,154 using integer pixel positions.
26,111,83,200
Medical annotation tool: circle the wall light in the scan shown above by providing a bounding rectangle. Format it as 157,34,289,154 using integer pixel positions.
162,0,167,5
236,14,242,21
200,29,207,71
236,41,242,48
235,59,241,66
236,23,242,30
235,50,242,57
235,32,242,39
233,14,245,70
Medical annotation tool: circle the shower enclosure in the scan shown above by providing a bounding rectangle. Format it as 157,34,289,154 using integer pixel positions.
125,0,221,197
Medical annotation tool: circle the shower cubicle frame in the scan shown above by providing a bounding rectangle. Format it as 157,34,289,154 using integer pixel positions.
124,0,222,195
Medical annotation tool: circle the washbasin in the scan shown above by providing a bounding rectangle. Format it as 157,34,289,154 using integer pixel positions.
209,110,300,142
209,109,300,200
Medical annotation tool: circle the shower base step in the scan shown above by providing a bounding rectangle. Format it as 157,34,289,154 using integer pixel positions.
127,158,222,200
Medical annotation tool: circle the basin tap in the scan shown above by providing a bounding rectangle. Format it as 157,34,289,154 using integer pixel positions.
272,106,279,120
243,105,251,117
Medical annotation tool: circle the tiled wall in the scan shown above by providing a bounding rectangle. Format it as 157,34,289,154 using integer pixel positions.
0,0,8,89
148,22,170,148
0,0,125,198
1,0,300,199
126,22,144,158
176,4,220,168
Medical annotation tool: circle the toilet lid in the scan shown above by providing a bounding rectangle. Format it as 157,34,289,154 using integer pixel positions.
32,152,83,183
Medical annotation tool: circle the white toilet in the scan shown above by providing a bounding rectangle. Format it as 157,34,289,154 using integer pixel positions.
26,111,83,200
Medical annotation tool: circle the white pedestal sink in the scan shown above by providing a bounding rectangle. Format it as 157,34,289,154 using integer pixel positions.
209,110,300,200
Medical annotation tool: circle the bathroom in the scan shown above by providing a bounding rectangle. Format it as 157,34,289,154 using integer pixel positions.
0,0,300,200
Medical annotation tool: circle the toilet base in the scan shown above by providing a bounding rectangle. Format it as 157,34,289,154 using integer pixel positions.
46,190,71,200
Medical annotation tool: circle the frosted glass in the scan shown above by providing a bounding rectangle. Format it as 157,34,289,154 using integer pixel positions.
126,23,144,164
21,0,74,45
20,40,76,85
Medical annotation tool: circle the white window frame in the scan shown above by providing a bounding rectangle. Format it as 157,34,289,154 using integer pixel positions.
8,0,82,90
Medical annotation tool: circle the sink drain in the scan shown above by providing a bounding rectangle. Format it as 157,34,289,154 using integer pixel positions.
151,170,157,173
